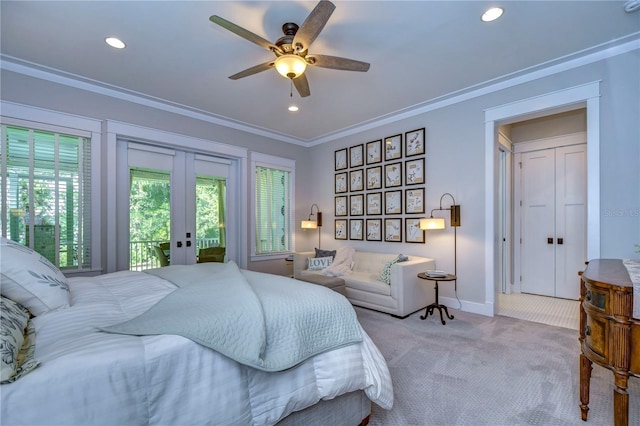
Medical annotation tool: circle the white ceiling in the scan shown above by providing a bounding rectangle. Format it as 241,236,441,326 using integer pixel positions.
1,1,639,145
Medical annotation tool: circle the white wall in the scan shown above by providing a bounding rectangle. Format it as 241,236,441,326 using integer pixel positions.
302,49,640,314
1,48,638,314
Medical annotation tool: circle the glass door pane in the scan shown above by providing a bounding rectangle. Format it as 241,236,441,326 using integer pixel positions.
129,168,171,271
195,176,226,263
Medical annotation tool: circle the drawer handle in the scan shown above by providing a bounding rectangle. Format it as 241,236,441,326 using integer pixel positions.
584,326,591,336
586,290,591,301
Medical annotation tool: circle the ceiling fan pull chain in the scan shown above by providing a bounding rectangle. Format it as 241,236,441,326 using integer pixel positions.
290,79,293,98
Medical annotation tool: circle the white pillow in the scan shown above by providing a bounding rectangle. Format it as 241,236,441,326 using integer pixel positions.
0,237,70,316
307,256,333,271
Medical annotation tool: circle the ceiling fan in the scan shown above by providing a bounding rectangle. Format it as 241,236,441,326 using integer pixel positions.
209,0,370,98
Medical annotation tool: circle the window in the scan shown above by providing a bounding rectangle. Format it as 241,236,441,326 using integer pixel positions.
252,153,294,258
1,123,92,270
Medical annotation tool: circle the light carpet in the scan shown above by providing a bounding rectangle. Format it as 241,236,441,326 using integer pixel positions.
355,306,639,426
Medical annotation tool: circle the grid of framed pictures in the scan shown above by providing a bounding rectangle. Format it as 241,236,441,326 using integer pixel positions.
334,127,427,243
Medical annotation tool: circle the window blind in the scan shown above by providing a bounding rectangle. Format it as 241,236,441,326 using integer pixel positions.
254,166,291,255
1,124,91,270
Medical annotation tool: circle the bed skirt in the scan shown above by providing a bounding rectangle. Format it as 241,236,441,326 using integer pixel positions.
277,390,371,426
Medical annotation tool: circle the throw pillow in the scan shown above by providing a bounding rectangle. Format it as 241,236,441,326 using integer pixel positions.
377,255,404,285
315,248,337,259
0,296,39,383
308,256,333,271
0,237,70,316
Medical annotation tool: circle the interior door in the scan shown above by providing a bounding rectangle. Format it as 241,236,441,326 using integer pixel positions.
520,149,556,297
518,143,586,300
554,144,587,299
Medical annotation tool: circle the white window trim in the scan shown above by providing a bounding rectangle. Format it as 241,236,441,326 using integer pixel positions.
1,101,102,275
250,152,295,261
105,119,248,271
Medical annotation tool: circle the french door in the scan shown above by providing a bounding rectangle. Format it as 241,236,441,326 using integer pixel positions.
118,141,230,271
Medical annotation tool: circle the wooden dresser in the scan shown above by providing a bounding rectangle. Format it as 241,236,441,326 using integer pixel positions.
579,259,639,426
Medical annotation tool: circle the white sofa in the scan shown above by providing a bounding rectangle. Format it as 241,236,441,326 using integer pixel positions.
294,250,436,318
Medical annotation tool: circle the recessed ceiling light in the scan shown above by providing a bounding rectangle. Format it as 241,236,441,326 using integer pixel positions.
288,105,299,112
481,7,504,22
105,37,126,49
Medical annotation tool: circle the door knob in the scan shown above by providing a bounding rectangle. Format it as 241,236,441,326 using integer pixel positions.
177,241,183,248
547,237,553,244
557,238,563,245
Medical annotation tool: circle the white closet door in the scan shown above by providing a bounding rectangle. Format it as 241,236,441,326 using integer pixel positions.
554,144,587,299
520,149,556,297
518,142,586,300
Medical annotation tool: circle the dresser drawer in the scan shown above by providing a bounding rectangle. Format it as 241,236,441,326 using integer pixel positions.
584,286,607,312
584,309,608,359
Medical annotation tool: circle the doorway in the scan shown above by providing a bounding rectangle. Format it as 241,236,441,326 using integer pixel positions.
485,82,601,317
514,135,586,300
117,141,231,271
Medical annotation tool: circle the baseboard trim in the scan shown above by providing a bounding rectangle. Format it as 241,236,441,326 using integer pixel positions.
439,296,494,317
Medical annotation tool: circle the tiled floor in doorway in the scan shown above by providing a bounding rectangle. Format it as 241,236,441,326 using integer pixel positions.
497,292,579,330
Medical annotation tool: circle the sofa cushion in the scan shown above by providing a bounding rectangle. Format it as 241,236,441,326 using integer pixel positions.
308,256,333,270
346,272,391,296
315,248,337,259
352,252,397,274
378,257,402,284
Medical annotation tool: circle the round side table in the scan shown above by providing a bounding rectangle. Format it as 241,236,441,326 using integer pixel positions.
417,272,456,325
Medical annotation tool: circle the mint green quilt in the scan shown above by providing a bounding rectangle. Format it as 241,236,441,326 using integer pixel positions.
102,261,362,371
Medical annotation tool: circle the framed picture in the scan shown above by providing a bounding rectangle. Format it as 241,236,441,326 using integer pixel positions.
384,162,402,188
385,190,402,215
384,134,402,161
335,172,348,193
350,169,364,191
366,219,382,241
350,194,364,216
405,128,425,157
335,148,347,171
366,192,382,215
366,166,382,190
405,188,425,214
366,139,382,164
350,219,364,240
405,158,425,185
384,218,402,242
405,218,425,243
335,196,348,217
349,144,364,168
335,219,348,240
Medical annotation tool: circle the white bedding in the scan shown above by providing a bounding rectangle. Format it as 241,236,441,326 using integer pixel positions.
623,259,640,319
0,269,393,425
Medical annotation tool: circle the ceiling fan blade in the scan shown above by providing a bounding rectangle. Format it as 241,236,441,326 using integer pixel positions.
229,61,275,80
210,15,281,54
307,54,370,72
293,74,311,98
292,1,336,53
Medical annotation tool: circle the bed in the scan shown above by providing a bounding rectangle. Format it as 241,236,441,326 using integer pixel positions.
0,238,393,425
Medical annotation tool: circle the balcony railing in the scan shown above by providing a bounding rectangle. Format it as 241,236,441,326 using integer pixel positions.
129,238,220,271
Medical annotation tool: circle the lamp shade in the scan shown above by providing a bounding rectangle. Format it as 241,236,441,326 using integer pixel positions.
420,217,445,230
301,220,317,229
275,55,307,79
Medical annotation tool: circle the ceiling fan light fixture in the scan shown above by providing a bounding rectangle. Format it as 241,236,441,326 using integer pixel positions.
275,55,307,79
481,7,504,22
